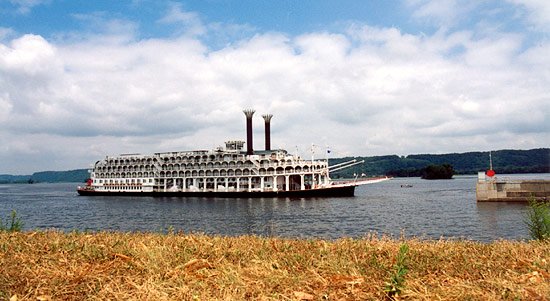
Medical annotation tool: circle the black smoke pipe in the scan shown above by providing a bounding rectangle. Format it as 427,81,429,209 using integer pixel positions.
243,109,255,155
262,114,273,151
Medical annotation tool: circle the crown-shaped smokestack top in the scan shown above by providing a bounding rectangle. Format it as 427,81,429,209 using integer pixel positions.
262,114,273,151
243,109,255,155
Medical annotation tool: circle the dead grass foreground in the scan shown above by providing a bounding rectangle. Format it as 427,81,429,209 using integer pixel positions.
0,231,548,300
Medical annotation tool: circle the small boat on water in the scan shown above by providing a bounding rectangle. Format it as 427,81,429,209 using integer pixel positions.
77,110,389,197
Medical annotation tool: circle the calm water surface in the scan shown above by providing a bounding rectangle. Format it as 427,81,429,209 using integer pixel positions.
1,174,548,241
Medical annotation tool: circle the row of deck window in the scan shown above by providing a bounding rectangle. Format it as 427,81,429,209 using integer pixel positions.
105,152,288,166
95,178,153,184
95,162,326,173
95,167,326,179
105,154,247,166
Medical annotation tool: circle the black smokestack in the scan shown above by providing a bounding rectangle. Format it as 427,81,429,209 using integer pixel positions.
262,114,273,151
243,109,255,155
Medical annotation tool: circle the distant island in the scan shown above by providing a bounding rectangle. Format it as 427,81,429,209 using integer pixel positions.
421,164,454,180
0,148,548,183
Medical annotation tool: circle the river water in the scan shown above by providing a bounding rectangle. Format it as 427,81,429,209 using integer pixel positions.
1,174,548,241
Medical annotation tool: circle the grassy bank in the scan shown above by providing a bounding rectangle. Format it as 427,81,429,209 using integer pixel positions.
1,231,548,300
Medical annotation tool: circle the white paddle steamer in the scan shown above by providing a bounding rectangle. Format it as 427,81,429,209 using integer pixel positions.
77,110,388,197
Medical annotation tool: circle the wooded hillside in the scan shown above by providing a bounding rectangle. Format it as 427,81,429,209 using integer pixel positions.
0,169,89,184
329,148,549,178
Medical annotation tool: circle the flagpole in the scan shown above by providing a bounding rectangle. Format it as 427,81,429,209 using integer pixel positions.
311,143,315,163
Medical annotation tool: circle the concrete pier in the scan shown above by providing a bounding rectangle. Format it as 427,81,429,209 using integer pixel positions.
476,172,550,202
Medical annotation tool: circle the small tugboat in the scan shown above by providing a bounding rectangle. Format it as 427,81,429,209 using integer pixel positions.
77,110,389,197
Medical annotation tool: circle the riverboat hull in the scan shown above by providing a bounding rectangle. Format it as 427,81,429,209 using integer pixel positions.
77,184,356,198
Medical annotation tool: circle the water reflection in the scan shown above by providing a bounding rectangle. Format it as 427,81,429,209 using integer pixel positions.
0,175,542,241
476,202,527,241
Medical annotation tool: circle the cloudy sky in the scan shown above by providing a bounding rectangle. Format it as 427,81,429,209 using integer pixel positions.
1,0,549,174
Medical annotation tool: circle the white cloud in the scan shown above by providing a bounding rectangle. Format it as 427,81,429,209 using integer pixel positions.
408,0,461,25
64,13,139,44
0,34,58,73
0,27,15,41
158,2,207,37
8,0,49,14
507,0,550,31
0,93,13,122
463,33,523,67
0,8,549,173
405,0,481,28
408,0,550,33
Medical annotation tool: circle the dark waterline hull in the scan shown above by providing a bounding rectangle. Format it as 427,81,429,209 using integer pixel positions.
77,185,356,198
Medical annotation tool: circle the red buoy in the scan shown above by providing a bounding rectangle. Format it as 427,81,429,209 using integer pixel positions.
486,170,495,177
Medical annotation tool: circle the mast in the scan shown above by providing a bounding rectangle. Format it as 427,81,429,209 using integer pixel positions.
486,151,496,177
489,151,493,170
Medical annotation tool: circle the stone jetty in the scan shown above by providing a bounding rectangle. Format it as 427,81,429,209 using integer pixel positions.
476,172,550,202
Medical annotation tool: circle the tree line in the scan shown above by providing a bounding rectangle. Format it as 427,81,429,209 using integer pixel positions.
0,148,548,183
329,148,549,178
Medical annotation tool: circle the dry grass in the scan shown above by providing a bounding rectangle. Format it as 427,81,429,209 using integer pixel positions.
0,231,548,300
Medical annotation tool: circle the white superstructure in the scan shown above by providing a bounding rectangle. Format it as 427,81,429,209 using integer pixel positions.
87,141,331,193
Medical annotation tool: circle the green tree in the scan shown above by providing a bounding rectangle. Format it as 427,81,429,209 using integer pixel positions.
421,164,454,179
525,198,550,241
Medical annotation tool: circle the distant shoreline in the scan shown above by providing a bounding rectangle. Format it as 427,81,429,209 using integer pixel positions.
1,148,548,183
2,170,550,185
